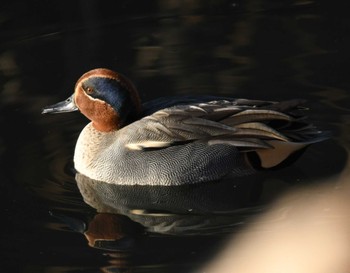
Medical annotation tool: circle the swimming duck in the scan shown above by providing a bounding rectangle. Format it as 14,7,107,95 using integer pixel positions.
42,68,327,186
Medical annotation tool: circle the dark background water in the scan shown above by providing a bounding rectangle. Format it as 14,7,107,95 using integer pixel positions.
1,0,350,272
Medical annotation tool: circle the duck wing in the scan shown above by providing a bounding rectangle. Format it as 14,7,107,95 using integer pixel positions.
141,95,231,116
122,99,327,170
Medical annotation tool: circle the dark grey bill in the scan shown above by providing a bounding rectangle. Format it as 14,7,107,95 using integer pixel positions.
42,94,78,114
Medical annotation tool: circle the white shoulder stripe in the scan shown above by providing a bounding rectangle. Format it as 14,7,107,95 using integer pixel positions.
125,141,171,150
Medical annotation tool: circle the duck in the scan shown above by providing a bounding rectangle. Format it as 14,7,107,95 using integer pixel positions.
42,68,327,186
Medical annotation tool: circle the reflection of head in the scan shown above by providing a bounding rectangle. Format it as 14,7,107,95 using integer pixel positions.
84,213,142,250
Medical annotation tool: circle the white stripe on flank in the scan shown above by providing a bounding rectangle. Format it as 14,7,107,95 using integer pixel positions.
125,141,171,150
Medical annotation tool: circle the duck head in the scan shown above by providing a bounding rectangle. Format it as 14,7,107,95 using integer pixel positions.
42,68,141,132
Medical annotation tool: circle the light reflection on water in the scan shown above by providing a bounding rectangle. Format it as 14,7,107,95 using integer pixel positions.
1,0,350,272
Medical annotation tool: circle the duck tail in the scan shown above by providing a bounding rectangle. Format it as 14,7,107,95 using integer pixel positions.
223,99,330,170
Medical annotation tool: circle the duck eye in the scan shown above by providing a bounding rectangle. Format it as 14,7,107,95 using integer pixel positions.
85,87,94,94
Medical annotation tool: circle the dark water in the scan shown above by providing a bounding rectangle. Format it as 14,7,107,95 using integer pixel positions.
1,1,349,272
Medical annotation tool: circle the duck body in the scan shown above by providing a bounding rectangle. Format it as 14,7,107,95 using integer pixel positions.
74,102,256,186
43,68,327,186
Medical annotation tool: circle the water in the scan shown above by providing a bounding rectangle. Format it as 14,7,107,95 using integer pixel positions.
1,1,349,272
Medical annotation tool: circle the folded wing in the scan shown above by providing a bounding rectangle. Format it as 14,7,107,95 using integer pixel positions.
123,99,327,170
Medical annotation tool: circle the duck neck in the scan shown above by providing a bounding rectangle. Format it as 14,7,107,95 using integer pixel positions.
92,119,119,132
74,123,118,172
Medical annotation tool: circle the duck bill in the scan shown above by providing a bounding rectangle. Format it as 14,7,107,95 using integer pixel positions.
42,94,78,114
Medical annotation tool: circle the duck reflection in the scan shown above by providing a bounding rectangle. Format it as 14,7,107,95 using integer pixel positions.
70,172,269,272
75,169,310,247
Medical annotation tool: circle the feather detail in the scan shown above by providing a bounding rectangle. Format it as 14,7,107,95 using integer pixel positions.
223,109,292,126
234,122,290,142
208,137,272,150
